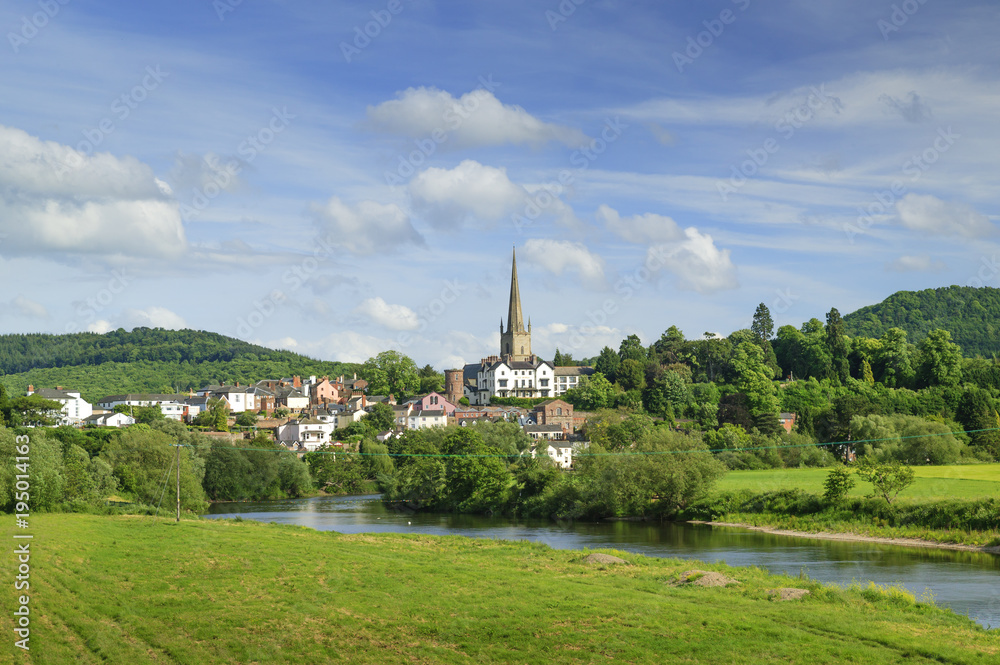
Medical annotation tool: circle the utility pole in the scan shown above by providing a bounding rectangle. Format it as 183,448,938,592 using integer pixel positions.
175,444,181,522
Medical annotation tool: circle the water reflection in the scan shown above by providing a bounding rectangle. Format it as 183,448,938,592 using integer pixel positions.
206,494,1000,629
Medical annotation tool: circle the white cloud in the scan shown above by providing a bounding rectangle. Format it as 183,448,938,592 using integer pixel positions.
649,228,738,294
596,204,683,244
88,320,114,334
310,196,424,255
896,194,994,238
121,306,188,330
533,322,625,359
886,255,947,273
409,160,526,229
521,239,605,286
409,160,577,230
0,124,187,260
367,87,586,149
11,295,48,319
271,336,299,349
355,297,419,331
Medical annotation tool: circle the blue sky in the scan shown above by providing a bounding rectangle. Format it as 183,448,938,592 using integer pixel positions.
1,0,998,369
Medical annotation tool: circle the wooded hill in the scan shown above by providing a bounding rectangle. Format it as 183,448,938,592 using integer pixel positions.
0,328,358,402
843,286,1000,357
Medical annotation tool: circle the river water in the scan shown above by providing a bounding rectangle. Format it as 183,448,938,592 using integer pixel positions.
205,494,1000,629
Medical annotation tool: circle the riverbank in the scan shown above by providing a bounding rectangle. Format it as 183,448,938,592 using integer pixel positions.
5,514,998,663
691,520,1000,554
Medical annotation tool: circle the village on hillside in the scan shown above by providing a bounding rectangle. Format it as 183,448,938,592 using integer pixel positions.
20,251,617,469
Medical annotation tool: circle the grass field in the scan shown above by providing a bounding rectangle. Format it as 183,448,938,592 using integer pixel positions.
714,464,1000,501
2,514,998,664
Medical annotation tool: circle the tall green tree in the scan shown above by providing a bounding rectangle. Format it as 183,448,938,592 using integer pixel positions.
730,342,780,432
874,328,914,388
916,329,963,388
362,402,396,434
594,346,621,383
825,307,850,384
618,334,647,364
751,303,774,344
361,351,420,398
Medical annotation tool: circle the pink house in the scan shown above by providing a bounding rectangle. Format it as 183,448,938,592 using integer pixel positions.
312,376,341,405
414,392,457,416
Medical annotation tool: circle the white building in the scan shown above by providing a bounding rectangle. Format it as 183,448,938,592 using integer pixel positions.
197,384,255,413
530,443,574,469
27,386,92,425
276,418,336,451
83,412,136,428
553,366,594,396
461,249,593,406
406,409,447,430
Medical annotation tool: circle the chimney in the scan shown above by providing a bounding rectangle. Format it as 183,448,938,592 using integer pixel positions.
27,385,34,395
293,375,301,388
56,385,63,390
235,381,240,387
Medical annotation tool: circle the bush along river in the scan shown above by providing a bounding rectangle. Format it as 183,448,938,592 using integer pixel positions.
205,494,1000,629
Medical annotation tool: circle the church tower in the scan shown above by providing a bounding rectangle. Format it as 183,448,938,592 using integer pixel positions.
500,247,532,363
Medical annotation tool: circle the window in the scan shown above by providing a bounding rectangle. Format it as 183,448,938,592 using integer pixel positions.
499,380,507,387
556,407,562,415
540,379,548,387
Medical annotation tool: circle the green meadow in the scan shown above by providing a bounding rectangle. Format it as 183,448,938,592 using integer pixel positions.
714,464,1000,501
2,514,998,664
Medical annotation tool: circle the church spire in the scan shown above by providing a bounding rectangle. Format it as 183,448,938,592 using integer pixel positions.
506,247,525,334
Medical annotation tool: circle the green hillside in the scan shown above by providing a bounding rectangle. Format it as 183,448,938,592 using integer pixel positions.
843,286,1000,356
0,328,358,402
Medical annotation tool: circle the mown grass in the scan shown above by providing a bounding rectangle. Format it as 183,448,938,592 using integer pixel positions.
2,514,998,664
714,464,1000,500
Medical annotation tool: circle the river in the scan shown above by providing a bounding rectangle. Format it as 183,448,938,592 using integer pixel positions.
205,494,1000,629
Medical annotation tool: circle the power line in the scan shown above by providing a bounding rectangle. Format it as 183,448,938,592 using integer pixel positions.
162,426,1000,458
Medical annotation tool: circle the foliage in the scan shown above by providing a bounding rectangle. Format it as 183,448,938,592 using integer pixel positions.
360,351,420,399
843,285,1000,357
562,372,618,411
235,410,258,427
916,329,963,388
0,329,358,403
854,457,915,505
822,466,855,503
361,402,396,434
99,428,207,511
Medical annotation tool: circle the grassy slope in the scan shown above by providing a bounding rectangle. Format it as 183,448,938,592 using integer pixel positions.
2,515,997,664
714,464,1000,500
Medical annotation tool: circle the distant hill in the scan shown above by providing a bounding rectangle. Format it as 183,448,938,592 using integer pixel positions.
0,328,359,402
843,286,1000,357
